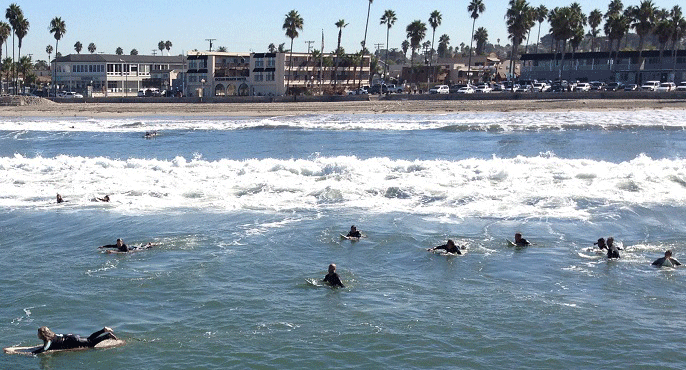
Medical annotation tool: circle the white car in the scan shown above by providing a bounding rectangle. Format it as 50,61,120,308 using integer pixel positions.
475,84,492,93
641,81,661,91
532,82,549,92
575,83,591,92
347,88,368,95
60,91,84,99
456,86,474,94
429,85,449,94
656,82,676,92
676,82,686,91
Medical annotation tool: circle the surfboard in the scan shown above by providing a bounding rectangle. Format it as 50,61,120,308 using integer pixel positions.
4,339,125,355
103,243,157,254
340,234,360,241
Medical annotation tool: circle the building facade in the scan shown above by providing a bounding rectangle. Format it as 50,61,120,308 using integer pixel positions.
520,50,686,84
52,54,186,96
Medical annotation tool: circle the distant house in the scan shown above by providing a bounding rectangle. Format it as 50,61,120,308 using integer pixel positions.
52,54,186,96
520,49,686,84
397,53,517,85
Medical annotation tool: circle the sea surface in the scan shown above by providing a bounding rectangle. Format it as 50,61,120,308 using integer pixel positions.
2,110,686,369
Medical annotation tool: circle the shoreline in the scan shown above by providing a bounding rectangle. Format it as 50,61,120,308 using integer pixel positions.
1,98,686,117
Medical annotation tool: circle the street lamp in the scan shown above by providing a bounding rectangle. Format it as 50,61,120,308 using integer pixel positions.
200,78,205,102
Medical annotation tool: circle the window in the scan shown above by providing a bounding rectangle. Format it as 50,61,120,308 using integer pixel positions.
267,58,275,67
254,73,263,82
265,71,275,81
255,59,264,67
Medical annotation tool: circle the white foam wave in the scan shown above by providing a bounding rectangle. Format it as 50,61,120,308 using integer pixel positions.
1,110,686,132
3,153,686,219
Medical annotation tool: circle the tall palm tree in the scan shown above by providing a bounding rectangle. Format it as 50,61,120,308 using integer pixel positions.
49,16,66,95
165,40,172,55
630,0,657,66
0,22,9,93
74,41,82,54
654,16,672,62
401,39,409,60
671,6,685,72
406,20,427,84
437,34,450,58
467,0,485,83
380,10,397,79
359,0,374,88
14,15,28,91
588,9,603,52
505,0,534,88
473,27,489,56
158,41,165,56
283,9,303,94
2,57,11,91
333,19,348,89
45,45,52,64
5,4,22,94
428,10,441,82
534,5,548,52
88,42,96,54
115,47,123,55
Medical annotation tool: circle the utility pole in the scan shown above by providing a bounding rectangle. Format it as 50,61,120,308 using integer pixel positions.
206,38,216,52
374,43,384,55
151,50,157,56
305,40,315,54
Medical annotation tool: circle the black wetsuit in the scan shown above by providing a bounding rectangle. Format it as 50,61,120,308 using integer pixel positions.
607,246,620,259
652,257,682,266
433,244,461,254
102,243,131,252
515,238,530,247
346,230,362,238
32,328,116,354
323,272,345,288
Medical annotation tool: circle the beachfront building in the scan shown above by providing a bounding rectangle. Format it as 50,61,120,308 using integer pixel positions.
520,50,686,84
52,54,186,97
186,51,251,98
398,53,515,86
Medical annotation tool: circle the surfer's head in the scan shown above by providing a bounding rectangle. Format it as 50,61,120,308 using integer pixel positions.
594,238,606,248
515,233,523,241
607,237,614,247
328,264,336,274
447,240,455,248
37,326,56,341
665,250,673,257
350,225,357,231
116,238,123,247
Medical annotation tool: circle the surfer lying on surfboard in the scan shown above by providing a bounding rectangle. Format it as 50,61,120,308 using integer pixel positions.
652,250,681,267
346,225,362,238
323,263,345,288
428,239,462,254
32,326,118,354
99,238,156,253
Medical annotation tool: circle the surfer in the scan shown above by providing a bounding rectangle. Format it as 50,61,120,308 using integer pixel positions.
99,238,155,253
93,195,110,202
144,131,157,139
32,326,118,354
606,237,620,259
56,194,64,203
346,225,362,238
323,263,345,288
428,239,462,254
594,238,607,250
652,250,681,267
514,233,530,246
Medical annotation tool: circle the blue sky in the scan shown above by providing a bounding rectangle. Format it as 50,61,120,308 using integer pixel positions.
5,0,683,62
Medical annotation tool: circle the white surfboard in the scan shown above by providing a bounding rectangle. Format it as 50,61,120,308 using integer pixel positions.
4,339,125,355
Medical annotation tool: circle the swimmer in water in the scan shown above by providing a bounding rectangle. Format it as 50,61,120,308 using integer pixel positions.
32,326,118,354
652,250,681,267
56,194,64,203
323,263,345,288
95,195,110,202
428,239,462,254
514,233,530,246
594,238,607,250
606,237,620,259
346,225,362,238
99,238,155,253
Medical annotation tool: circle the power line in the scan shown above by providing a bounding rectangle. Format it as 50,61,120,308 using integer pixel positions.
305,40,315,53
205,38,216,52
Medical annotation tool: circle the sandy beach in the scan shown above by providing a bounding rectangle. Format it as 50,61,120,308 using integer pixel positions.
1,98,685,117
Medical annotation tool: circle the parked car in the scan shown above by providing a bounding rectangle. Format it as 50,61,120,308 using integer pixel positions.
368,84,389,94
589,81,606,91
386,84,404,93
492,83,505,92
347,88,368,95
656,82,676,92
641,80,661,91
605,82,624,91
676,82,686,91
624,83,639,91
575,82,591,92
456,86,475,94
449,84,467,94
59,91,84,98
429,85,449,94
532,82,550,92
475,84,493,93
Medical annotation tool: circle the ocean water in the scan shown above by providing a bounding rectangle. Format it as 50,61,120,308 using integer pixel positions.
2,110,686,369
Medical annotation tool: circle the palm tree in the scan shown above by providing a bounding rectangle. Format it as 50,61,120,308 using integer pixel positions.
268,43,276,53
158,41,165,56
654,17,672,61
406,20,427,84
505,0,534,88
333,19,348,89
671,6,685,72
437,34,450,58
45,44,52,64
49,16,66,96
359,0,373,88
0,22,9,93
17,54,30,90
14,15,28,92
6,4,22,92
467,0,485,83
130,49,138,55
630,0,657,66
2,57,12,91
74,41,82,54
427,10,442,82
88,42,96,54
115,47,123,55
165,40,172,55
534,5,548,52
588,9,603,52
380,10,397,79
283,9,303,94
474,27,488,56
401,39,409,60
217,46,227,52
